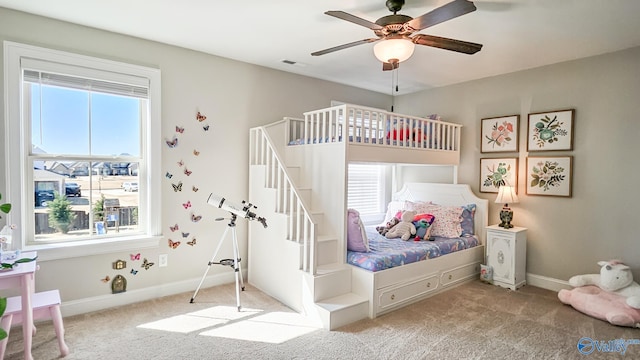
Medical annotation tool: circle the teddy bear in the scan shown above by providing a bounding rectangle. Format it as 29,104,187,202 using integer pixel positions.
376,216,400,236
558,260,640,327
385,210,417,241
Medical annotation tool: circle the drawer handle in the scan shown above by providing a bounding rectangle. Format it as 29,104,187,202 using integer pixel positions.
448,274,453,280
427,282,431,288
390,294,395,300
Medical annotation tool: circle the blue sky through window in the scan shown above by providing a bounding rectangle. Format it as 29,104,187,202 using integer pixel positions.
31,84,141,156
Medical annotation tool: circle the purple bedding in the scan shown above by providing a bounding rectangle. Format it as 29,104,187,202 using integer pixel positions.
347,227,479,272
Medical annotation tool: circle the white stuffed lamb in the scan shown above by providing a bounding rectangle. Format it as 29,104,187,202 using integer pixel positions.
385,210,417,241
569,260,640,309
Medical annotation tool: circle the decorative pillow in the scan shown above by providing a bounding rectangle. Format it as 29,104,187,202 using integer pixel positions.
412,213,435,240
381,201,405,225
403,200,433,214
460,204,476,236
347,208,369,252
419,204,464,238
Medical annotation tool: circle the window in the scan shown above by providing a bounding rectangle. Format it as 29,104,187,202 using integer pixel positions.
347,164,386,224
4,42,162,259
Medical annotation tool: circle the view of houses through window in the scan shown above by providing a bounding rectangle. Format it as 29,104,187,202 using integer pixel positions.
26,69,144,242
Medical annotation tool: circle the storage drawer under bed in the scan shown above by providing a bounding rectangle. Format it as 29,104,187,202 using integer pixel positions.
440,262,481,287
377,274,439,311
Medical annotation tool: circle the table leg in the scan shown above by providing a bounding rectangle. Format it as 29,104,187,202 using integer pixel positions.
21,273,34,360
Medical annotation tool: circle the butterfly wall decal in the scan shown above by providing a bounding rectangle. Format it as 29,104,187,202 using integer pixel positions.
191,213,203,223
196,111,207,122
172,181,183,192
192,186,199,192
184,168,192,176
177,160,184,167
169,223,179,232
187,238,197,246
182,200,191,209
166,172,173,179
176,125,184,134
168,239,181,249
130,269,138,275
203,125,210,131
101,276,111,283
166,136,178,148
193,149,200,156
130,253,141,261
141,258,155,270
181,232,190,238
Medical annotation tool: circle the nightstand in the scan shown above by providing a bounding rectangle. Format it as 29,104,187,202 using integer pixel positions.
486,225,527,290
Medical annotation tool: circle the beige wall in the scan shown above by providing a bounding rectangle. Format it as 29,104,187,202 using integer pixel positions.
396,46,640,281
0,8,388,304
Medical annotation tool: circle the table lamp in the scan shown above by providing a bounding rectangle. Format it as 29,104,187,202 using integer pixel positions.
495,185,519,229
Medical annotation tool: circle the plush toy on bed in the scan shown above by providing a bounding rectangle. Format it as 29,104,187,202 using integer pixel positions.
376,216,400,236
385,210,417,241
558,260,640,327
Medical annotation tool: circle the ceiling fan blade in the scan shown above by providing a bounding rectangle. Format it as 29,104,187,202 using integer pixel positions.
406,0,477,31
311,38,379,56
412,34,482,54
325,11,384,31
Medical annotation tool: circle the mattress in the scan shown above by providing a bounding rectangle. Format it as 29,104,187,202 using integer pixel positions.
347,227,479,272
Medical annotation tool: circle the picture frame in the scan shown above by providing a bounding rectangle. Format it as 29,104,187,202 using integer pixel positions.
527,109,575,151
95,221,107,235
479,158,518,193
480,115,519,153
526,156,573,197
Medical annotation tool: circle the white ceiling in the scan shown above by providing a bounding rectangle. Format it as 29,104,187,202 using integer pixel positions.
1,0,640,95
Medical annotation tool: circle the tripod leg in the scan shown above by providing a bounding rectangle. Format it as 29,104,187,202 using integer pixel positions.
190,225,231,303
231,225,245,292
231,226,242,311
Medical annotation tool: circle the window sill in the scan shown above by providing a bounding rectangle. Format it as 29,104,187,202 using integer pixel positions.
22,235,162,262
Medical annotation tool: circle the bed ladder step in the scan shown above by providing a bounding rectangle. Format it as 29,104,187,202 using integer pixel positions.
315,293,369,330
308,263,352,300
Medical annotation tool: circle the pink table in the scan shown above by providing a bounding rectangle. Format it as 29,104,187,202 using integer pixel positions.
0,251,37,360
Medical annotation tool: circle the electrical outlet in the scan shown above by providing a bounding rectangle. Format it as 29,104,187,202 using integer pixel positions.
159,254,168,267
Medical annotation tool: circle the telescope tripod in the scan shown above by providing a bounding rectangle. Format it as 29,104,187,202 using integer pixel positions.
190,214,245,311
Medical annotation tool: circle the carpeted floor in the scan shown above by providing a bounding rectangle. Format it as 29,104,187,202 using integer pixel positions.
4,280,640,359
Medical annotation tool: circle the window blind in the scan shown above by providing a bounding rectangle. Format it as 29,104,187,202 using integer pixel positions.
347,164,385,215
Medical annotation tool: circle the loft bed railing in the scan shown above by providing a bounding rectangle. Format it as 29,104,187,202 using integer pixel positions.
289,104,462,152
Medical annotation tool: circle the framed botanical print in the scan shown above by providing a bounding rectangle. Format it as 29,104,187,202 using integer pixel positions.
526,156,573,197
480,158,518,193
481,115,519,153
527,109,575,151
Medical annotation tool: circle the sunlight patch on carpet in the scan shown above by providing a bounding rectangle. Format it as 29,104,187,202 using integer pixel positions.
137,306,262,333
199,311,320,344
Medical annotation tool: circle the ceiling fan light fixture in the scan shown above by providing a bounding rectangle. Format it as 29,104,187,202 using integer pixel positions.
373,38,415,63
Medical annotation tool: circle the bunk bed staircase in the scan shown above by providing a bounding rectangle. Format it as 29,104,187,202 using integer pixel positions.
249,119,368,330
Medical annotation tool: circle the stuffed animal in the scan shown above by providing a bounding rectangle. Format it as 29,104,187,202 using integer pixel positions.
385,210,417,241
376,217,400,236
568,260,640,309
558,260,640,328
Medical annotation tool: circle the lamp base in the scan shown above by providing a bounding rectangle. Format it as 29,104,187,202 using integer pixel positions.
499,206,514,229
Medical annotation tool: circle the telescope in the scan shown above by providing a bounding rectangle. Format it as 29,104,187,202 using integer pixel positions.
207,194,267,228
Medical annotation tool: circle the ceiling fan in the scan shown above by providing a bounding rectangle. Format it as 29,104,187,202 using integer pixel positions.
311,0,483,71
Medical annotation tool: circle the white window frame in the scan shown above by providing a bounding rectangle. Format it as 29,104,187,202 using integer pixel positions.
347,163,388,225
3,41,162,260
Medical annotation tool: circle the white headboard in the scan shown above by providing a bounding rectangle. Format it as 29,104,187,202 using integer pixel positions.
392,183,488,244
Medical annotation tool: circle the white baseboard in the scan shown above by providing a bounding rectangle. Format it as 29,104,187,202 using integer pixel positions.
526,273,571,292
60,269,244,317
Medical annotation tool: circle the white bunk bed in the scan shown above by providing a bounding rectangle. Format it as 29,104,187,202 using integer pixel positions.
249,103,483,327
350,183,487,318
